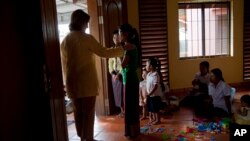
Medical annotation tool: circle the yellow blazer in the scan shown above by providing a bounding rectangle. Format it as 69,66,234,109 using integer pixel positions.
60,31,124,98
108,57,122,74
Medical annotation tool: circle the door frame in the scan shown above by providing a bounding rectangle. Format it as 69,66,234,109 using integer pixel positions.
100,0,128,115
40,0,68,140
40,0,128,139
40,0,108,140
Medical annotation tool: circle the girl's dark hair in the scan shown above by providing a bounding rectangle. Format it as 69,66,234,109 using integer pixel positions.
119,23,141,65
113,29,118,35
147,58,165,92
147,58,158,69
200,61,209,70
241,95,250,106
211,68,224,81
69,9,90,31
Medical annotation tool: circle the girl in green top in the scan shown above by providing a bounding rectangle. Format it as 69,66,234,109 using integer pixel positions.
119,23,140,139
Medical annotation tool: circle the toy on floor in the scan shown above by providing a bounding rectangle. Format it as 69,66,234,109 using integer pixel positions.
140,126,149,134
192,117,231,133
141,117,230,140
140,125,165,134
162,133,170,141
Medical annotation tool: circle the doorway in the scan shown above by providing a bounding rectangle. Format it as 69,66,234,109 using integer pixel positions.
55,0,90,140
54,0,128,140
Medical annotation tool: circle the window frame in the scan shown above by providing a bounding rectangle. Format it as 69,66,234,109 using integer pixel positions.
178,2,231,59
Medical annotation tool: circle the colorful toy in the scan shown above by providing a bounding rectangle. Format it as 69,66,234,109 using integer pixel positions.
176,135,187,141
158,127,165,133
197,123,207,132
162,133,170,141
180,131,186,134
210,136,216,141
187,126,195,133
140,126,149,134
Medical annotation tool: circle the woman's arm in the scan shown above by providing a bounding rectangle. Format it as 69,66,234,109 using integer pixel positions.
148,84,158,96
122,55,130,68
207,95,213,105
223,85,232,115
224,96,232,114
139,86,144,104
121,43,136,68
148,75,160,96
239,107,248,116
86,35,124,58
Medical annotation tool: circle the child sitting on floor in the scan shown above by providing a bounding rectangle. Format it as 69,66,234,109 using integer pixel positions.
159,82,170,114
234,94,250,125
139,68,148,120
180,61,211,116
191,61,210,96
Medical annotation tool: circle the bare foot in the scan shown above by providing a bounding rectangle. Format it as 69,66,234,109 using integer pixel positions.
152,120,161,125
116,113,124,118
147,119,155,125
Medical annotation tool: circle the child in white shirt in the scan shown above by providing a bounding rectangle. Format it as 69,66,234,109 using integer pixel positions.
139,69,148,120
146,58,163,125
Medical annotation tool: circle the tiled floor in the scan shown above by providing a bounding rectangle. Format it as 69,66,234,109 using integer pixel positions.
67,90,250,141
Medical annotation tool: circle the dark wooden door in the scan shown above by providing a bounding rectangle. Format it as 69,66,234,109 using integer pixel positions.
103,0,128,48
101,0,128,115
0,0,67,141
40,0,68,140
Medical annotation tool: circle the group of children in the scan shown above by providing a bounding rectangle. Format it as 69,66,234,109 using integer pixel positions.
139,58,169,125
110,49,250,126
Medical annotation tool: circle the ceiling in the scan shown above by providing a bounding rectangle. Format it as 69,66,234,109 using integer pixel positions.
56,0,88,24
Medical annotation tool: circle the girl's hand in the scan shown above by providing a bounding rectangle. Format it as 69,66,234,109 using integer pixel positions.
112,74,116,80
122,43,133,50
114,75,119,80
242,107,247,116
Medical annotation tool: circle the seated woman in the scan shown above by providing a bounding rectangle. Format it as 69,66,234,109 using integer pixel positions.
207,68,232,118
234,94,250,125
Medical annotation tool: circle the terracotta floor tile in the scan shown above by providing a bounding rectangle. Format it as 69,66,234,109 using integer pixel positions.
67,108,229,141
66,90,250,141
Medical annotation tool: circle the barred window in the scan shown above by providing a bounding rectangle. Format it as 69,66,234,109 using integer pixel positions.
178,2,230,58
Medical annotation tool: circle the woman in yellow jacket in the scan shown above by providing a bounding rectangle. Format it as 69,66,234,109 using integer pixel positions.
60,9,124,141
